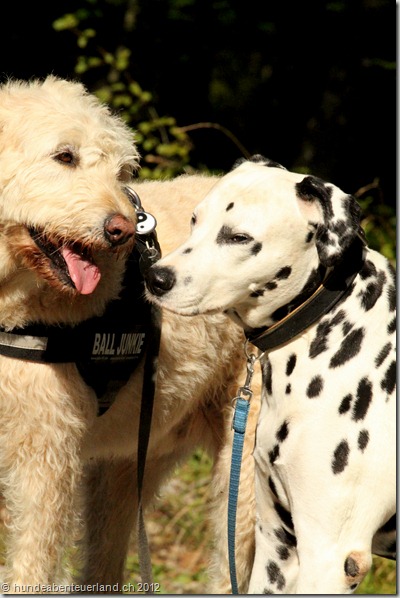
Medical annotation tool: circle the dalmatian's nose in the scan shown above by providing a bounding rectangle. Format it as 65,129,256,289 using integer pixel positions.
146,265,176,296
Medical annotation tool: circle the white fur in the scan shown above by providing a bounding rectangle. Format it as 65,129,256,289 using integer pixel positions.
146,159,396,594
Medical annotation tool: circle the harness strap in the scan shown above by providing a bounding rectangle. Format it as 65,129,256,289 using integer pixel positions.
136,305,162,592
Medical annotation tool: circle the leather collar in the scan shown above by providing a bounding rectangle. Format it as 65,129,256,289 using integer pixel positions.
246,235,366,353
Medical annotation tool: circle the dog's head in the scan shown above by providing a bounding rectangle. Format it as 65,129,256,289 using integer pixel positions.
0,76,140,302
146,156,364,329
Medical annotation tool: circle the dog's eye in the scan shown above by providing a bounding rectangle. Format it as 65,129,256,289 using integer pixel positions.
230,233,252,244
53,151,77,166
191,214,197,227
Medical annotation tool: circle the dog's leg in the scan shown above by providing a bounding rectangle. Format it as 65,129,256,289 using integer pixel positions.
0,371,92,592
78,459,138,590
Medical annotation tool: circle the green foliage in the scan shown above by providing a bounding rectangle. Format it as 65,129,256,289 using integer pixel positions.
53,6,194,180
356,185,396,264
356,557,396,594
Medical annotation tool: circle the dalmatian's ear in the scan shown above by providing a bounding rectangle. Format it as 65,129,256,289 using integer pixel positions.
232,155,287,171
296,175,365,267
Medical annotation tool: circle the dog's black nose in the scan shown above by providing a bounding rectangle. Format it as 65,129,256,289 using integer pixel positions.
104,214,135,246
146,266,176,296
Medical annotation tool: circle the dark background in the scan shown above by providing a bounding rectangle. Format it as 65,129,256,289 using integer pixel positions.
1,0,395,207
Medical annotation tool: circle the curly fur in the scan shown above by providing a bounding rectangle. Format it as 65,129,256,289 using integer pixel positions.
0,77,258,593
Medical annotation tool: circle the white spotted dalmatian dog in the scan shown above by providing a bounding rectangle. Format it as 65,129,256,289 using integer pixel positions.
145,156,396,594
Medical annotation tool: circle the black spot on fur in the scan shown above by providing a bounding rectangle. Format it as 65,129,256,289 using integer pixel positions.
388,285,396,312
276,545,290,561
275,266,292,280
226,202,234,211
250,288,264,298
269,444,280,465
339,394,352,414
342,320,353,336
265,281,278,291
286,354,297,376
344,556,359,577
251,242,262,255
262,588,274,594
381,361,396,395
332,440,350,474
306,375,323,398
268,476,278,498
375,342,392,368
274,526,297,548
263,358,273,394
274,502,294,530
329,327,365,368
352,377,373,421
182,247,192,254
388,316,396,335
309,310,346,359
387,264,396,311
358,270,386,311
360,259,377,280
216,225,233,245
358,429,369,452
266,561,285,590
285,383,291,395
276,421,289,442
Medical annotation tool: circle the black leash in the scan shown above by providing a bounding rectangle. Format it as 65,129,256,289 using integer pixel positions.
136,304,162,591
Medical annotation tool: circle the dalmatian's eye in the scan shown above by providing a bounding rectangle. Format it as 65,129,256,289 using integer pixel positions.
230,233,252,244
191,213,197,227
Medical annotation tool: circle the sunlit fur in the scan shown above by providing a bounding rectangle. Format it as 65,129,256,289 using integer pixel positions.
0,77,259,593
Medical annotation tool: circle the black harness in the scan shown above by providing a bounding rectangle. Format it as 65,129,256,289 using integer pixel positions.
0,192,161,415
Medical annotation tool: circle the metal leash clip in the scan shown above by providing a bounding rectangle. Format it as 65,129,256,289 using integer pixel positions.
124,186,158,236
231,353,256,410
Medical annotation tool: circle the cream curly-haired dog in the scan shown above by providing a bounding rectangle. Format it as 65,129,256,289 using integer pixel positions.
0,76,257,593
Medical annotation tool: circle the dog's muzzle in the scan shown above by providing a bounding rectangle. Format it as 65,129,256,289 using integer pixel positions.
145,265,176,296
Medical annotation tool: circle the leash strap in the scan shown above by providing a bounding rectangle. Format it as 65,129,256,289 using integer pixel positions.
228,397,250,595
228,354,256,595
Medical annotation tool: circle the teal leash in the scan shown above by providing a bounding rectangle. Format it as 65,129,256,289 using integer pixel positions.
228,347,260,594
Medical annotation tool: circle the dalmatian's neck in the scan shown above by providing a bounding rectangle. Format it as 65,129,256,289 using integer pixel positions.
225,261,327,334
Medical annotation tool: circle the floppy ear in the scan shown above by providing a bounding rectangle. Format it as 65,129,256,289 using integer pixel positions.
232,154,287,171
296,175,365,267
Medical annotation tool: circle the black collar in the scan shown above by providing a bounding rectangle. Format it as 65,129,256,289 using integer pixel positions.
246,235,366,353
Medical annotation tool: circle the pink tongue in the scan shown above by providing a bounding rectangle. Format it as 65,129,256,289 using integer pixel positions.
61,248,101,295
